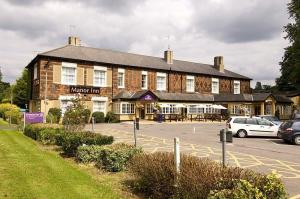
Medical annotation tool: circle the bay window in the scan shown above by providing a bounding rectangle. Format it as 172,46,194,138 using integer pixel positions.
113,102,135,114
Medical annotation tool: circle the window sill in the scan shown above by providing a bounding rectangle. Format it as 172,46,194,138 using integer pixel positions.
61,83,76,86
118,86,125,89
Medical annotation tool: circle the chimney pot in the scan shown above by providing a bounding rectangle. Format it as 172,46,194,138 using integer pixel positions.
214,56,224,73
68,36,81,46
164,50,173,64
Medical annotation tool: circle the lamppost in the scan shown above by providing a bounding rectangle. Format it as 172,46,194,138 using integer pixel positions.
44,61,49,123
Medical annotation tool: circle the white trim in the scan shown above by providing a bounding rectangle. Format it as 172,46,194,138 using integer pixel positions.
94,66,107,71
157,72,167,77
91,96,108,101
212,78,219,82
186,75,195,92
211,78,219,94
59,95,75,100
186,75,194,80
142,71,148,75
233,80,240,94
141,71,148,90
118,68,125,73
62,62,77,68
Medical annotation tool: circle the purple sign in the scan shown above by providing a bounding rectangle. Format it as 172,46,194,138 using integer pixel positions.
25,112,44,124
141,94,154,101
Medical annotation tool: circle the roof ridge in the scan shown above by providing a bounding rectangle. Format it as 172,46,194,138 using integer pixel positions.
39,45,70,55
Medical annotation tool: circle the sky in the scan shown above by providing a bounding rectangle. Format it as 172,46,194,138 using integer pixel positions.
0,0,291,87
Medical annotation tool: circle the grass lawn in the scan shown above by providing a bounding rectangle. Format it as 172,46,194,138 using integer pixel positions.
0,130,123,199
0,118,8,126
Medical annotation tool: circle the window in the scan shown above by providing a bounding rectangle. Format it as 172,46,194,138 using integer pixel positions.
94,66,107,87
161,104,178,114
121,103,135,114
246,118,258,125
113,103,121,114
212,78,219,94
33,63,38,79
234,80,240,94
141,71,148,89
93,101,105,113
186,75,195,92
257,118,272,126
157,72,167,91
61,62,77,85
118,68,125,88
233,118,246,124
188,105,205,114
146,103,153,114
59,95,75,115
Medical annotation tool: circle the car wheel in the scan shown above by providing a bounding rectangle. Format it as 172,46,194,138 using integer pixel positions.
237,130,247,138
293,135,300,145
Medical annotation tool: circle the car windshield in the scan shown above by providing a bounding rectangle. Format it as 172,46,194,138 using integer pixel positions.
281,121,293,130
264,116,279,121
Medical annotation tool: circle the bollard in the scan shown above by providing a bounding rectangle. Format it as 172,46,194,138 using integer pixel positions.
174,137,180,173
135,118,140,130
92,117,95,132
133,120,137,147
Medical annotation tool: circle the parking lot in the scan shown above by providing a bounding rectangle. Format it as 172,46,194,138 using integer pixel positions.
87,121,300,198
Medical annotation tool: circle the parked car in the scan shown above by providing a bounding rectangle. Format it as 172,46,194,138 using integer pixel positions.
226,116,279,138
278,120,300,145
256,115,282,126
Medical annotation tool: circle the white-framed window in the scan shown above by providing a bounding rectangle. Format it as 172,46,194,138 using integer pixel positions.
94,66,107,87
118,68,125,88
92,96,108,113
160,104,178,114
157,72,167,91
234,80,240,94
33,63,38,79
186,75,195,92
212,78,219,94
59,95,75,114
146,103,154,114
61,62,77,85
187,105,205,114
141,71,148,90
113,102,135,114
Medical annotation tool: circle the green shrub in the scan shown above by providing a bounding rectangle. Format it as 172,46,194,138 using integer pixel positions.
46,114,58,124
24,123,62,140
97,143,142,172
92,112,105,123
61,131,114,156
37,128,61,145
128,152,287,199
82,109,91,123
105,111,118,123
76,145,104,163
4,109,22,124
48,108,62,123
0,103,19,120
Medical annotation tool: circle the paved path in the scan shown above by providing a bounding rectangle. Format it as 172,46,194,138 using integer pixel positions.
87,123,300,198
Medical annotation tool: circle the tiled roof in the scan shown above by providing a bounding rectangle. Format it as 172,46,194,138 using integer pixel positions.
36,45,251,80
113,90,293,103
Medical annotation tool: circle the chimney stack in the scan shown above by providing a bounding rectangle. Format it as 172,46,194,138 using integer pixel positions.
68,36,81,46
164,49,173,64
214,56,224,73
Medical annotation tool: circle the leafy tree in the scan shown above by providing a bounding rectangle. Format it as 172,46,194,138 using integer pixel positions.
0,68,11,102
254,82,262,90
277,0,300,90
13,69,29,108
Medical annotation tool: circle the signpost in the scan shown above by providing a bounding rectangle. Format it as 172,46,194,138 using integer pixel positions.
174,137,180,173
220,129,233,167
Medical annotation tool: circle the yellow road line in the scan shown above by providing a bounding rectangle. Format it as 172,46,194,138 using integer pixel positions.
276,160,300,173
227,151,241,167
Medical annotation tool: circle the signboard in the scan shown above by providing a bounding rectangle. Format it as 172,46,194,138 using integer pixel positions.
25,112,44,124
70,86,100,94
141,94,155,101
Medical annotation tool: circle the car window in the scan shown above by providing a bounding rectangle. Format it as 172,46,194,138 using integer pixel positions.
281,121,293,129
292,122,300,129
257,118,271,126
246,118,257,125
233,118,246,124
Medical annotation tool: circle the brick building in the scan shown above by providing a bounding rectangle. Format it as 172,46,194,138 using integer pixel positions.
26,37,293,120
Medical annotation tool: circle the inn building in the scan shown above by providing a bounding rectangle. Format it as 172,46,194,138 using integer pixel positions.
26,37,293,120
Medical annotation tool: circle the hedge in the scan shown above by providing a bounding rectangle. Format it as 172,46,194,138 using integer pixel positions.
92,112,105,123
24,123,63,140
128,152,287,199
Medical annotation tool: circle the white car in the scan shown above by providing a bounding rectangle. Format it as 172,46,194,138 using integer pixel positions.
226,116,279,138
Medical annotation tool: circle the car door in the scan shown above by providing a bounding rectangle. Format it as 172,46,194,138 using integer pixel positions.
257,118,277,136
245,118,259,136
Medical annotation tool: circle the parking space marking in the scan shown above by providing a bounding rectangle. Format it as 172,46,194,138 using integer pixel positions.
227,151,241,167
290,194,300,199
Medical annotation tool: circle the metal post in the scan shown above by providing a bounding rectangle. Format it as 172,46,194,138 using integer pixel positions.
133,120,137,147
23,112,26,132
91,117,95,132
222,130,226,167
174,137,180,173
9,88,12,126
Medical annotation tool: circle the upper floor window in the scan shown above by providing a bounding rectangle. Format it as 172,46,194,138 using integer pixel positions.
211,78,219,94
141,71,148,90
186,75,195,92
61,62,77,85
234,80,240,94
118,68,125,88
156,72,167,91
33,63,38,79
94,66,107,87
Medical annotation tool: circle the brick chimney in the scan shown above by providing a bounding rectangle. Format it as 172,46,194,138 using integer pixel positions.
68,36,81,46
164,49,173,64
214,56,224,73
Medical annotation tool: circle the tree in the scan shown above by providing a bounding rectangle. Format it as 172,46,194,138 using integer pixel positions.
13,69,29,108
277,0,300,90
0,68,11,102
254,82,262,90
